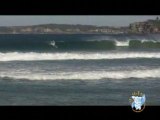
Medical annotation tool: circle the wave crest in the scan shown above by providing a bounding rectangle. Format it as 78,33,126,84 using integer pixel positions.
0,39,160,51
0,52,160,61
0,68,160,80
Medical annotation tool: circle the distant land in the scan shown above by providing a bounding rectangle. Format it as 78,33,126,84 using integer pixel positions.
1,17,160,34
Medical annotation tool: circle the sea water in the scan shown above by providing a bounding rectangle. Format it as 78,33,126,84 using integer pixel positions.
0,34,160,105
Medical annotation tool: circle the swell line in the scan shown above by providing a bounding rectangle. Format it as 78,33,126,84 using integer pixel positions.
0,68,160,80
0,52,160,61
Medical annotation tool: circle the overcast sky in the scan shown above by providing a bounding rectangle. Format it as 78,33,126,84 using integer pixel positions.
0,15,159,27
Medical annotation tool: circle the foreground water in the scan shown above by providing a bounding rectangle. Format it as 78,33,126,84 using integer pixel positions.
0,78,160,105
0,34,160,105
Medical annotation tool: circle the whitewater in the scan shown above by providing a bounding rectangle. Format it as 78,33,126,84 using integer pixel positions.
0,68,160,80
0,52,160,61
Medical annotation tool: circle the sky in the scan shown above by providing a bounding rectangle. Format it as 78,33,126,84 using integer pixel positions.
0,15,159,27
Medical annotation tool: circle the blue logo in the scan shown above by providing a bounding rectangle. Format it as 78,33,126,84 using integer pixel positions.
129,91,146,112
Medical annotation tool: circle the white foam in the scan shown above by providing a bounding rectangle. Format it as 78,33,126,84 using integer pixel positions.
0,52,160,61
1,68,160,80
141,39,157,43
115,41,129,46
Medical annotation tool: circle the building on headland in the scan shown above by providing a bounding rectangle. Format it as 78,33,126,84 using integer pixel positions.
129,17,160,33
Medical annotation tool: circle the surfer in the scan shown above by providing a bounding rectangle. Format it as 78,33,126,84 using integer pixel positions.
51,41,58,48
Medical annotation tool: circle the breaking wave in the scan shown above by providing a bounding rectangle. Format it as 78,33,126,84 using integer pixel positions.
50,40,160,49
0,68,160,80
0,39,160,51
0,52,160,61
115,40,129,46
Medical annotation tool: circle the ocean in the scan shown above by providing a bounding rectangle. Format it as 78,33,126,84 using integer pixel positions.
0,34,160,105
